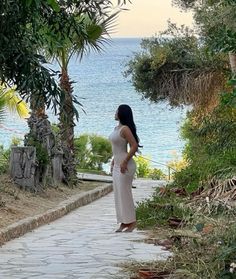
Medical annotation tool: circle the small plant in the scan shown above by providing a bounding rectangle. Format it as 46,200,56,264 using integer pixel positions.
26,135,49,165
90,135,112,170
74,134,112,171
0,137,23,174
136,186,192,229
168,150,188,172
0,145,9,174
11,137,22,146
149,168,165,180
134,156,151,178
134,156,165,180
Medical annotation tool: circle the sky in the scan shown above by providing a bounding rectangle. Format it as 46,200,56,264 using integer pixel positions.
111,0,194,38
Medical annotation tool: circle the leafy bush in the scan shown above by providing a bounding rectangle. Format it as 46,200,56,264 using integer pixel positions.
134,155,165,179
74,134,112,171
167,151,188,172
134,156,151,178
149,168,165,180
0,145,9,174
26,135,49,165
172,88,236,192
136,187,192,229
74,134,90,170
124,22,228,109
90,135,113,170
0,137,22,174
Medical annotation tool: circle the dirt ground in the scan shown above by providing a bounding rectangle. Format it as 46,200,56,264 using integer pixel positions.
0,174,105,230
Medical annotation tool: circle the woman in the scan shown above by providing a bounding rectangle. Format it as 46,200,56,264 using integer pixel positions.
109,104,141,232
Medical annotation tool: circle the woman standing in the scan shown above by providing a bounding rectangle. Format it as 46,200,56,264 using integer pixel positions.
109,104,141,232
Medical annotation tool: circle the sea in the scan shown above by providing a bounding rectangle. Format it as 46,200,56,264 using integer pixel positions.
0,38,187,171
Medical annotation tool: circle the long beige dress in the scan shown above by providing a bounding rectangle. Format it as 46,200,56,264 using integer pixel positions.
109,125,136,224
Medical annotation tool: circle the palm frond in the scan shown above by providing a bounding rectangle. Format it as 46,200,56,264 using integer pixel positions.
0,97,6,124
0,85,29,119
72,10,120,60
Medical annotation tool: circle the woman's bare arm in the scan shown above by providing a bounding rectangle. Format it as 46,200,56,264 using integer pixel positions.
120,126,138,173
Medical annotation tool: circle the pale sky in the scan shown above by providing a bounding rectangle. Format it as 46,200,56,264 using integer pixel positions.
111,0,194,37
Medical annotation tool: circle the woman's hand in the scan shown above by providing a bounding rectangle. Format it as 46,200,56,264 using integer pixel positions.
120,160,128,173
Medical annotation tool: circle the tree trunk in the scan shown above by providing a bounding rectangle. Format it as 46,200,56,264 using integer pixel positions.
10,146,37,190
229,52,236,75
24,95,65,188
59,68,77,184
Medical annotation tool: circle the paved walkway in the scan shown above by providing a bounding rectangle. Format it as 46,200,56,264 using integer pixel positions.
0,179,170,279
77,173,113,183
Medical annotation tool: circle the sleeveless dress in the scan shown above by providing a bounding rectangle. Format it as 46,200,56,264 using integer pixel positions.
109,125,136,224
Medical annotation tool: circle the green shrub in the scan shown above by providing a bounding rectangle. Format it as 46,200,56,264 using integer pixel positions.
0,137,22,174
26,135,49,165
90,135,112,170
134,156,165,179
136,187,192,229
74,134,90,169
173,89,236,192
149,168,165,180
74,134,112,171
0,145,9,174
134,156,151,178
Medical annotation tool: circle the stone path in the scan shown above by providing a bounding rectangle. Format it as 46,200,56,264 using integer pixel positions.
77,173,113,183
0,179,170,279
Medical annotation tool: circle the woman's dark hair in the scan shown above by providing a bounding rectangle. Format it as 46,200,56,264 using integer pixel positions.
117,104,142,148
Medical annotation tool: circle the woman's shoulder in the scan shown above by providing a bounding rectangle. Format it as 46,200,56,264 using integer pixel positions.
121,125,130,131
115,125,129,130
120,125,131,136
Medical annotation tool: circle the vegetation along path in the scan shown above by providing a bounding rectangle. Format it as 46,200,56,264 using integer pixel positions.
0,178,170,279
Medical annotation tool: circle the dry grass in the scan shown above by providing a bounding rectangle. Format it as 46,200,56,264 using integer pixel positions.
119,219,228,279
119,190,236,279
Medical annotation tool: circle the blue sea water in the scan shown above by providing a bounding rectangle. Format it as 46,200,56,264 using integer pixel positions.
0,38,187,169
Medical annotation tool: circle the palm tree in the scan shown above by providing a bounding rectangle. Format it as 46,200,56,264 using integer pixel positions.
0,85,29,124
43,12,118,183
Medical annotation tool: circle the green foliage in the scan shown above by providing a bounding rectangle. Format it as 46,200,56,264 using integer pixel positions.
135,181,236,278
0,86,29,124
74,134,90,170
90,135,112,170
173,165,201,193
194,1,236,54
0,145,9,174
136,187,192,229
149,168,165,180
0,0,64,111
74,134,112,171
134,156,151,178
51,123,60,135
173,85,236,191
217,224,236,278
26,136,49,165
11,137,22,147
0,137,22,174
0,0,125,114
125,22,228,108
134,156,165,179
173,0,236,55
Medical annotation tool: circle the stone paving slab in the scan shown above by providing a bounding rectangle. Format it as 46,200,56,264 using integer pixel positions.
77,173,113,183
0,184,112,246
0,179,170,279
